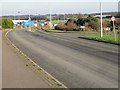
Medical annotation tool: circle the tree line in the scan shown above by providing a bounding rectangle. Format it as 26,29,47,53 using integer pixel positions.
55,15,120,32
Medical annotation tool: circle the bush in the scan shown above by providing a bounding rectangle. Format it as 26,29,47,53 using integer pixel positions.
88,21,100,31
2,18,14,29
66,22,79,31
116,18,120,27
102,20,110,28
85,27,93,32
55,24,67,30
55,23,79,31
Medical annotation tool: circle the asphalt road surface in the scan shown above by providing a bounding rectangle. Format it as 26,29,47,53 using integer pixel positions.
7,30,119,88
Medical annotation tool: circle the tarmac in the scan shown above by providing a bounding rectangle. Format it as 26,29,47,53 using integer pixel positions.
2,30,50,88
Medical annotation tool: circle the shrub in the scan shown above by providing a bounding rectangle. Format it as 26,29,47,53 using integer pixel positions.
88,21,100,31
2,18,14,29
85,27,93,32
66,22,79,31
55,24,67,30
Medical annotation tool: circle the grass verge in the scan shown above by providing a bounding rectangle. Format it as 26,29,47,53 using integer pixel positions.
79,31,120,44
46,29,67,33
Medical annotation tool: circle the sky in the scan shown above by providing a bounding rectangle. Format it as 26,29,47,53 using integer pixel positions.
0,0,120,16
0,0,120,2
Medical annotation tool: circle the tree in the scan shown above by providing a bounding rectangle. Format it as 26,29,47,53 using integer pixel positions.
2,18,14,29
86,15,98,22
76,16,98,26
76,18,86,26
66,19,76,25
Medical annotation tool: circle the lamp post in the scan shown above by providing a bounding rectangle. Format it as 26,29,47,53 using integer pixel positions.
64,13,65,23
111,16,116,41
28,15,31,31
18,11,20,20
49,5,52,30
100,1,103,37
57,14,59,24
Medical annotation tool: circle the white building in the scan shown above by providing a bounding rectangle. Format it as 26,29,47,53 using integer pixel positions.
12,20,27,25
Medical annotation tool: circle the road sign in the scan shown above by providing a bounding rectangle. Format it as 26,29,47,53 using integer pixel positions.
111,16,115,21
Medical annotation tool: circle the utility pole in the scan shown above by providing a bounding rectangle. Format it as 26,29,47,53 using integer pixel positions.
49,6,52,30
100,1,103,37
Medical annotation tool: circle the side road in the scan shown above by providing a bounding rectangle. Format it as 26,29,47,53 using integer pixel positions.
2,30,50,88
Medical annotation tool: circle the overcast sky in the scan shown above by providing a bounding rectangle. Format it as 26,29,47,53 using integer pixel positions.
1,0,119,16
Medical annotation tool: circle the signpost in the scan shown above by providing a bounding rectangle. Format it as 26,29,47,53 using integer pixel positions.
111,16,116,41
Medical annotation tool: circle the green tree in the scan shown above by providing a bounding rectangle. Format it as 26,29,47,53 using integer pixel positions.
86,15,98,22
66,19,76,25
2,18,14,29
76,16,98,26
76,18,86,26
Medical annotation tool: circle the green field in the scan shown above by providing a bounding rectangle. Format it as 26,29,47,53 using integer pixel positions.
47,20,67,24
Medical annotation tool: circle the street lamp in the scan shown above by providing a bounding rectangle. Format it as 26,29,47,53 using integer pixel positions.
18,11,20,20
28,15,31,31
57,14,60,24
100,1,103,37
63,13,65,23
111,16,116,41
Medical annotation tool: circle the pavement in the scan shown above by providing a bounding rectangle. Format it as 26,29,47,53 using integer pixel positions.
2,30,50,88
7,30,119,88
0,30,2,89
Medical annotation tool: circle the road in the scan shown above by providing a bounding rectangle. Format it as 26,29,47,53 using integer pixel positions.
7,30,119,88
2,30,50,88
